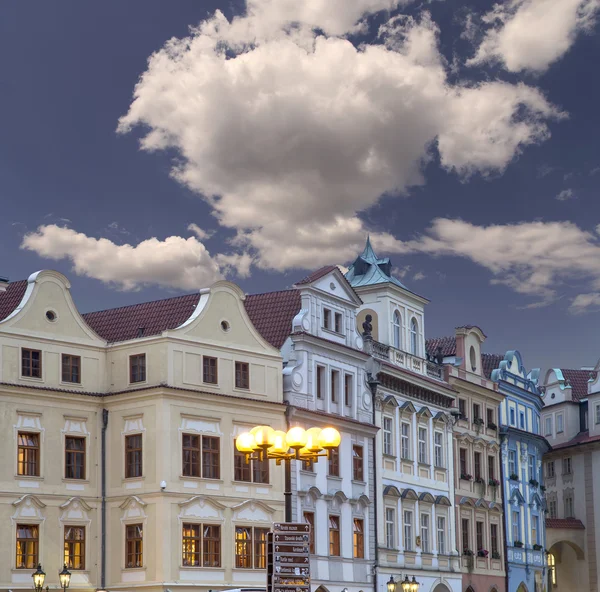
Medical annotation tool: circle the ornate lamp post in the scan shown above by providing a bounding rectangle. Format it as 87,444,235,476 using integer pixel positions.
59,564,71,592
32,564,46,592
387,575,420,592
236,425,341,522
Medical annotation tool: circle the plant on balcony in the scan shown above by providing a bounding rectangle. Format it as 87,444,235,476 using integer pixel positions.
529,478,539,487
474,417,485,426
509,473,520,481
488,421,497,430
540,485,547,492
475,476,485,484
488,478,500,486
461,473,473,481
533,544,543,551
463,549,474,556
492,551,501,559
477,549,489,558
514,541,523,548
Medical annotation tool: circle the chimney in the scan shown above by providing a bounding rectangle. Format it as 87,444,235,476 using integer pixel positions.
0,276,8,293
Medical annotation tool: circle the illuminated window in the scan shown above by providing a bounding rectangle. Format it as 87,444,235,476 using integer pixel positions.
329,516,341,556
235,526,267,568
18,432,40,476
353,518,364,558
182,524,220,567
16,524,38,569
303,512,315,554
548,553,557,585
64,526,85,570
125,524,143,568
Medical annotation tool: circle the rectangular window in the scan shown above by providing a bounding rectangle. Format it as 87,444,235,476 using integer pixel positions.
437,517,445,555
383,417,393,455
508,450,516,477
487,407,495,426
531,516,538,545
125,434,143,479
16,524,39,569
316,365,325,399
490,524,498,556
235,362,250,389
557,414,564,433
404,511,413,552
512,511,519,542
234,526,267,569
129,354,146,383
17,432,40,476
331,370,339,403
528,455,535,480
434,432,443,467
563,457,572,475
488,455,495,481
519,411,525,429
476,521,484,551
303,512,315,554
344,374,352,406
510,407,516,425
182,523,201,566
461,518,470,552
203,356,218,384
353,445,364,481
565,494,574,518
401,423,410,459
254,528,268,569
61,354,81,384
421,514,429,553
329,516,340,556
459,448,467,476
353,518,364,558
64,525,85,570
65,436,86,480
334,312,343,334
458,398,466,418
385,508,395,548
233,439,251,482
302,458,314,472
596,404,600,425
418,427,427,464
252,454,269,484
547,461,555,478
473,403,481,420
21,348,42,378
328,447,340,477
125,524,143,568
474,452,482,480
203,525,221,567
183,434,201,478
549,499,557,519
202,436,220,479
323,308,331,330
545,416,553,436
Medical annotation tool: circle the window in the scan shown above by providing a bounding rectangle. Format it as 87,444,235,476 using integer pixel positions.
329,516,340,556
202,436,220,479
490,524,499,557
596,404,600,425
183,434,200,477
458,398,466,419
548,553,557,586
385,508,395,548
512,511,519,542
302,458,314,472
303,512,315,554
459,448,467,476
129,354,146,383
476,521,484,551
235,526,268,569
437,517,446,555
461,518,470,552
344,374,353,406
531,515,538,545
17,432,40,476
401,423,410,459
528,455,535,480
125,524,143,568
557,414,564,433
418,427,427,464
434,432,443,467
548,499,557,519
334,312,343,333
565,492,574,518
252,454,269,484
235,362,250,389
393,310,401,349
508,450,516,477
519,411,525,430
510,407,516,426
420,514,429,553
353,519,364,558
545,416,553,436
65,436,85,480
563,457,572,475
383,417,393,456
353,445,364,481
316,365,325,399
182,524,221,567
182,524,201,566
410,318,418,355
125,434,143,478
404,511,413,551
16,524,39,569
203,356,218,384
473,403,481,421
331,370,339,403
487,407,495,426
328,447,340,477
22,348,42,378
474,452,481,480
547,461,555,478
323,308,331,329
61,354,81,384
64,526,85,570
234,439,268,483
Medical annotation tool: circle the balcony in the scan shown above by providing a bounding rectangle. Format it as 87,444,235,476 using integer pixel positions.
371,340,445,382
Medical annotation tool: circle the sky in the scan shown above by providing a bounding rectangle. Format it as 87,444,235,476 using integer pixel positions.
1,0,599,373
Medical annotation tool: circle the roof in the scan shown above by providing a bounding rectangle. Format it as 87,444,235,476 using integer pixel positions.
482,353,504,380
551,430,600,451
295,265,339,285
545,518,585,530
0,279,27,321
426,336,456,357
560,368,596,401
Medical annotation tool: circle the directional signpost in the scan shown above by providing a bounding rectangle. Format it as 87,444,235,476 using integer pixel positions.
268,523,311,592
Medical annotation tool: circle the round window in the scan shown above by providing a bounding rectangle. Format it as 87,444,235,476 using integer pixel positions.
220,320,230,332
45,310,57,322
469,345,477,372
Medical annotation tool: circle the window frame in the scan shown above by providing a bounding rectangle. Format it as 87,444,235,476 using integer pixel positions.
512,511,520,542
125,433,143,479
490,523,499,557
328,447,340,477
461,518,470,552
303,512,315,554
353,518,364,558
64,525,86,570
556,413,564,434
352,444,364,481
459,448,467,476
329,515,341,556
16,523,39,569
385,507,396,549
201,435,221,480
547,460,555,478
235,361,250,390
65,436,86,480
508,450,516,477
420,513,429,553
488,455,495,481
323,308,331,330
410,318,418,355
330,369,340,403
344,373,353,407
125,523,143,569
17,431,40,477
21,348,42,379
563,457,572,475
61,354,81,384
404,510,413,552
392,310,402,349
437,516,446,555
417,426,427,464
234,525,268,569
434,431,443,468
316,365,325,400
129,354,146,384
474,451,482,481
545,416,553,437
334,312,343,334
202,356,218,385
401,422,411,460
476,521,484,552
383,416,394,456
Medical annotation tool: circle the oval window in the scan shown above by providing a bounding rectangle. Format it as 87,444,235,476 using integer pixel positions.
469,346,477,372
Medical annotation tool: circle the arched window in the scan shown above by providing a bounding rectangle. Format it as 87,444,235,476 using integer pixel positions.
410,318,418,355
393,311,401,349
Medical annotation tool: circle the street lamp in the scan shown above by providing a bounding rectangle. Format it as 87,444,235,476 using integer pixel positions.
32,564,46,592
386,575,419,592
236,425,341,521
59,564,71,592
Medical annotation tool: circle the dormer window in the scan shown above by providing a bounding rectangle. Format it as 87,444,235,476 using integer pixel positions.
323,308,331,330
410,318,418,355
469,346,477,372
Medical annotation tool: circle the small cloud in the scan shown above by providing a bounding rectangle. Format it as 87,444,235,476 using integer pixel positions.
336,264,349,274
570,293,600,314
537,164,554,178
187,223,215,241
563,172,574,181
413,271,426,280
107,221,131,235
393,265,411,280
556,188,576,201
436,271,447,282
590,166,600,176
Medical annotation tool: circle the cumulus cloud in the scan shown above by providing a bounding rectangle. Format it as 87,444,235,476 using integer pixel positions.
21,225,224,291
118,3,563,272
570,292,600,313
413,271,426,280
469,0,600,72
556,188,576,200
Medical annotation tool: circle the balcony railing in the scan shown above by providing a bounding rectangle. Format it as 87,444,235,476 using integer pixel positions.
371,340,445,382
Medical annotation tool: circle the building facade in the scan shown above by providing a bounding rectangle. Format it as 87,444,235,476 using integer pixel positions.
345,240,463,592
427,327,507,592
0,271,287,592
488,351,549,592
541,365,600,592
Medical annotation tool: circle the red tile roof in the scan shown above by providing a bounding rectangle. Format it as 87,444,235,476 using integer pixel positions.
560,368,596,401
245,290,301,349
482,353,504,380
426,336,456,357
295,265,339,285
551,430,600,451
545,518,585,530
0,280,27,322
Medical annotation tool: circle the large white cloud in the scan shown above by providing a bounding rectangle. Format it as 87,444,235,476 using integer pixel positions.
118,6,563,272
21,225,224,291
469,0,600,72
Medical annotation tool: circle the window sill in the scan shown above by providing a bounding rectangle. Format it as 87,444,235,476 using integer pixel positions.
299,469,315,475
180,566,225,571
382,453,396,459
60,381,83,388
434,466,447,471
400,457,412,463
123,566,146,572
233,386,251,393
327,475,342,481
62,478,90,484
418,462,430,468
351,479,367,486
232,480,271,487
123,476,145,483
15,474,43,481
129,380,148,387
19,376,44,383
179,476,224,483
322,327,345,338
202,381,220,387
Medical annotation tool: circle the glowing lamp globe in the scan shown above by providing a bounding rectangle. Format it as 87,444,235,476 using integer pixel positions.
32,565,46,592
387,576,396,592
286,426,307,449
59,564,71,590
270,430,289,454
250,426,274,449
305,427,323,453
236,432,256,453
318,427,341,450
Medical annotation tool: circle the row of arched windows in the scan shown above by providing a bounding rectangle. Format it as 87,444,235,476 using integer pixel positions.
392,310,419,355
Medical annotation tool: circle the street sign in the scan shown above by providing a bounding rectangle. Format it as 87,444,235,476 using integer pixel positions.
273,565,310,576
274,533,310,543
274,555,310,565
272,588,310,592
273,544,309,554
268,524,311,592
273,523,311,533
273,575,310,585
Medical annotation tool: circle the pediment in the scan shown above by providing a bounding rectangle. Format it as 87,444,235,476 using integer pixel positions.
12,495,46,520
419,492,435,504
231,500,275,522
401,488,418,501
383,395,399,408
459,497,475,507
435,495,451,507
120,496,147,520
179,496,226,521
59,497,92,522
383,485,401,498
400,401,417,414
417,407,433,419
434,411,450,425
298,267,363,307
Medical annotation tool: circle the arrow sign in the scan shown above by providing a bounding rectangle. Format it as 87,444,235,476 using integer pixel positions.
274,534,309,543
273,575,310,585
274,544,309,554
273,587,310,592
273,566,310,576
274,555,310,565
273,523,311,533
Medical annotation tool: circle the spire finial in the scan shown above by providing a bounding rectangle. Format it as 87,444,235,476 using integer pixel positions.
360,235,377,261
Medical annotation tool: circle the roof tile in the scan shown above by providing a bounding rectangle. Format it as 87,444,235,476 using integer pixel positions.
545,518,585,530
0,280,27,322
560,368,596,401
295,265,339,285
426,336,457,357
482,353,504,380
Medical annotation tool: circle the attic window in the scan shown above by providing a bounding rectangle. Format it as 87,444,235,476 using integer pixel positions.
469,346,477,372
45,310,57,322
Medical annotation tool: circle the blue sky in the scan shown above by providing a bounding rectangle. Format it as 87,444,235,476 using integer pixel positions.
1,0,599,372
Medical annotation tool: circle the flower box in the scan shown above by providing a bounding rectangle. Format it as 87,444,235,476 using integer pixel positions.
529,479,539,487
488,478,500,486
463,549,474,556
477,549,489,557
475,477,485,484
488,422,497,430
461,473,473,481
533,544,543,551
492,551,501,559
509,473,519,481
474,418,485,426
514,541,523,548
